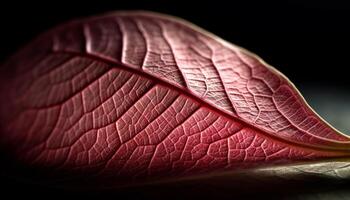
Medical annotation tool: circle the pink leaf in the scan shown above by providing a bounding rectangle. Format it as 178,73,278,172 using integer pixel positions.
0,11,349,186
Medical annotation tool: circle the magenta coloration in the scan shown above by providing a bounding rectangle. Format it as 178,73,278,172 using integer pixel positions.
0,11,349,185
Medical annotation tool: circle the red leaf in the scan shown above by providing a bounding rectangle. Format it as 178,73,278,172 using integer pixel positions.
0,11,349,185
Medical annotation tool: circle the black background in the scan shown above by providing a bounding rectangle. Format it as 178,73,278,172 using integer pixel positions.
1,0,350,199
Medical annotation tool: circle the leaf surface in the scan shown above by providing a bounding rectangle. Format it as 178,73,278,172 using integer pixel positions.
0,11,349,185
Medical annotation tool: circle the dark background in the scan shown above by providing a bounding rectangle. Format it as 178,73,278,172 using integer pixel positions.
0,0,350,199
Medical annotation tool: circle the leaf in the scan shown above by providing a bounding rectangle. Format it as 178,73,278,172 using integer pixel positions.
0,11,349,187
